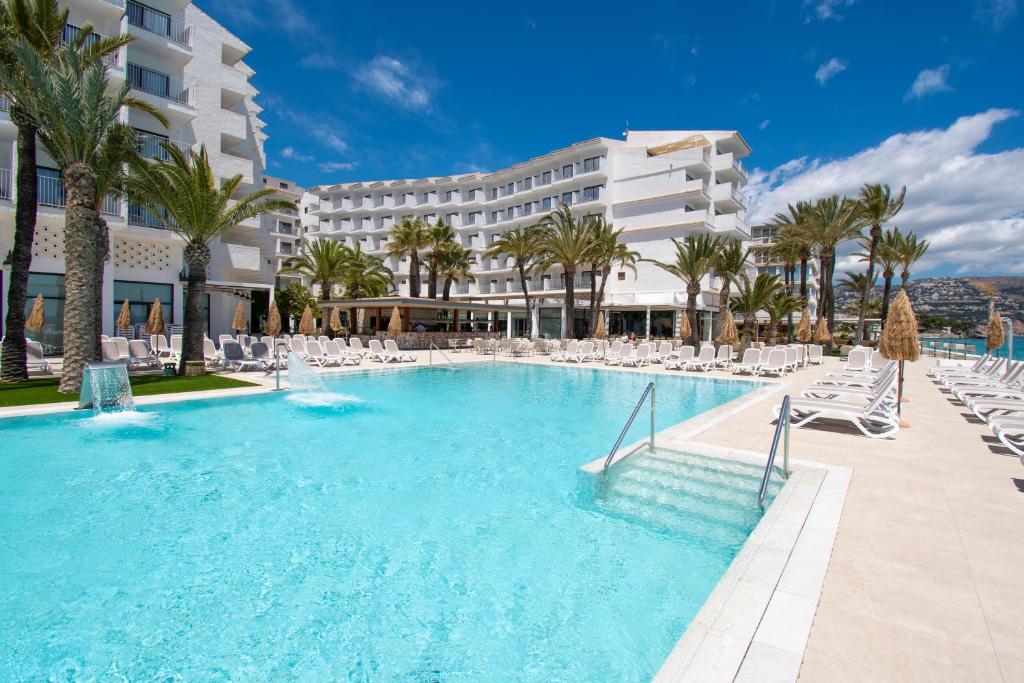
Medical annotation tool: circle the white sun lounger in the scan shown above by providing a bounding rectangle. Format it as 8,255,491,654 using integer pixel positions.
684,345,715,372
713,344,733,368
384,339,417,362
289,337,310,360
732,347,761,375
249,342,280,369
780,390,899,439
552,340,578,362
604,341,628,365
324,339,361,366
367,339,392,362
25,340,53,374
305,340,331,367
101,340,125,364
987,416,1024,458
128,340,159,369
806,344,824,365
759,349,789,377
567,341,593,363
621,343,651,367
928,353,991,377
348,337,370,357
652,341,673,364
222,341,263,372
664,345,694,370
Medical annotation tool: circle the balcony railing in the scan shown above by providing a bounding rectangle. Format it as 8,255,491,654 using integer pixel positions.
0,169,10,200
101,195,121,217
128,202,176,229
127,63,191,106
38,174,65,208
60,24,118,65
0,94,9,111
127,0,191,47
136,130,191,161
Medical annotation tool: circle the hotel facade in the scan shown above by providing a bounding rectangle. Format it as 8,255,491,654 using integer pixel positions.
0,0,289,351
304,130,753,339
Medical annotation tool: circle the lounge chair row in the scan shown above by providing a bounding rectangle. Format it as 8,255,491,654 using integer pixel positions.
933,354,1024,458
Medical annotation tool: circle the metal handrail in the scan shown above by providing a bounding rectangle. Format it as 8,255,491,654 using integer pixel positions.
759,395,791,508
602,382,656,472
428,342,456,371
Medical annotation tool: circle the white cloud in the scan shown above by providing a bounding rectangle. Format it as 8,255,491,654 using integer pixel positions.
803,0,857,21
280,146,313,163
353,56,435,112
904,64,953,101
974,0,1018,30
300,52,339,70
319,161,356,173
686,73,697,87
759,119,771,130
746,109,1024,276
815,58,847,86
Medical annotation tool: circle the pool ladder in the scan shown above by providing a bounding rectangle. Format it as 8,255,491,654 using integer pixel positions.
428,343,457,371
602,382,656,472
758,394,791,508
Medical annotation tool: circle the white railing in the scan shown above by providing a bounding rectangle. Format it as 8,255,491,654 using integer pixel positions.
127,0,191,47
101,194,121,217
137,130,191,161
127,63,192,106
0,94,8,111
0,168,10,200
60,24,118,65
38,175,65,207
128,202,176,229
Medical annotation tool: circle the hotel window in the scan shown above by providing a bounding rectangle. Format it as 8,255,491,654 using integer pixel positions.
423,213,436,223
506,182,514,196
541,170,552,185
523,203,532,215
491,187,498,200
466,211,479,225
582,185,600,202
490,211,498,223
506,206,515,220
523,176,533,190
445,190,453,202
583,156,599,173
541,197,552,210
446,212,457,224
113,280,174,330
562,164,574,178
561,192,573,205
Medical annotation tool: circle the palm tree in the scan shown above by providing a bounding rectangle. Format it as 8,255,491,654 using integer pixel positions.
765,293,802,345
387,217,429,297
854,183,905,344
586,218,639,335
894,229,929,287
485,225,541,336
646,233,722,344
857,230,900,325
127,145,291,374
280,238,349,333
535,205,595,338
806,195,865,342
712,238,750,341
337,243,393,334
437,244,475,301
730,273,783,350
770,202,815,308
839,271,877,309
424,220,456,299
0,0,130,383
6,42,163,392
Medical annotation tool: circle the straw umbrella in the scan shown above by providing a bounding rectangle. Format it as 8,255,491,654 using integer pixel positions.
116,299,132,332
387,305,403,336
298,304,315,335
795,308,812,343
25,294,45,335
678,310,691,341
594,310,607,339
231,301,247,338
986,310,1005,354
264,300,282,337
878,289,919,428
146,298,166,356
716,308,739,345
330,306,343,336
814,317,831,345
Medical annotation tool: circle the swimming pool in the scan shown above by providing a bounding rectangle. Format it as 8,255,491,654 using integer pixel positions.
0,363,772,681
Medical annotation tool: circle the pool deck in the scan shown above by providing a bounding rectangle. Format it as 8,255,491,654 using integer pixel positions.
4,350,1022,681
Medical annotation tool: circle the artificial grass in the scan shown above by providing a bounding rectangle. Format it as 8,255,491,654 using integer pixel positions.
0,374,257,408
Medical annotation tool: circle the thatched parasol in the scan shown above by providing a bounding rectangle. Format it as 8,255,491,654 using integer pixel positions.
716,308,738,345
985,310,1005,353
679,310,692,340
330,306,343,334
25,294,45,333
878,289,919,428
795,308,812,343
116,299,132,330
594,310,607,339
814,317,831,344
387,305,403,336
264,300,281,336
145,298,165,355
298,304,315,335
231,301,247,335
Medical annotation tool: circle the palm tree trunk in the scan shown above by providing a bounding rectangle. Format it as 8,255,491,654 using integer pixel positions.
824,251,837,350
742,314,754,351
320,286,331,335
786,266,795,343
95,215,109,358
427,253,438,299
1,117,39,383
901,269,911,288
349,307,358,334
57,163,101,394
518,264,532,337
564,269,575,338
716,282,730,343
409,252,420,297
854,225,880,344
799,257,808,306
588,262,598,334
687,282,700,345
880,274,893,326
180,241,210,375
442,276,452,301
768,321,779,345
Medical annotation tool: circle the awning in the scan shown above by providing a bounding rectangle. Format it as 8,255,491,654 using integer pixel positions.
318,296,522,313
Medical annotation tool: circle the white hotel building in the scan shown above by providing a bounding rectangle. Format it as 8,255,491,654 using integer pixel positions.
0,0,288,350
304,131,752,339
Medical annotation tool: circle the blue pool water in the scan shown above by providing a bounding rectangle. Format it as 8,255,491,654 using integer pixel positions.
0,364,769,681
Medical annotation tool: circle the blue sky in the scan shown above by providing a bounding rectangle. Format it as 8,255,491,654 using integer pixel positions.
202,0,1024,276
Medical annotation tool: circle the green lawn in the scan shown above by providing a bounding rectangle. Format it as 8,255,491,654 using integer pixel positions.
0,374,258,408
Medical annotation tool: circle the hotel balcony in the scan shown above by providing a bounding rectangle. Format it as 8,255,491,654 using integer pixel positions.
710,181,747,211
127,202,176,229
31,172,123,220
136,130,192,161
712,212,750,239
126,0,192,51
712,153,748,183
126,63,195,126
